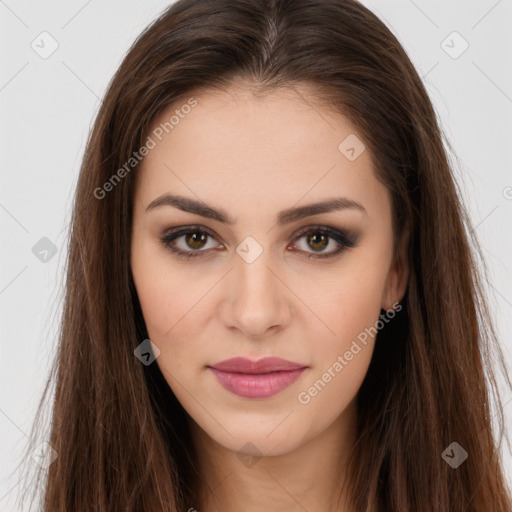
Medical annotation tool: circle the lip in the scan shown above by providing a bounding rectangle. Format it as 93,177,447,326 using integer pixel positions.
208,357,308,399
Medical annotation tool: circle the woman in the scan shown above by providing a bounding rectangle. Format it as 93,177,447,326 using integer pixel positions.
18,0,512,510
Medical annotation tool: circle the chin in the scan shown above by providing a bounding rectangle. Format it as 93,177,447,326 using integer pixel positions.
196,416,309,458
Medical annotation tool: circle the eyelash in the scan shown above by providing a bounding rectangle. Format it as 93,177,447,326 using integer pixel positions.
159,224,357,260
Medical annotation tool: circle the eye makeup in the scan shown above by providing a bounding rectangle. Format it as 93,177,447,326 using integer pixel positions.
158,224,359,261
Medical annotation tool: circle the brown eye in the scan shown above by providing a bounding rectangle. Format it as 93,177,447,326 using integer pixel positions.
160,225,357,261
160,227,221,259
291,226,357,259
306,232,329,252
184,232,208,250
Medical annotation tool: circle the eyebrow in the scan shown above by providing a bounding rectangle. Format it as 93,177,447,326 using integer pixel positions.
145,193,367,225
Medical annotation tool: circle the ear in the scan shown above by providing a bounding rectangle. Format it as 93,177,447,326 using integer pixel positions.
381,223,410,311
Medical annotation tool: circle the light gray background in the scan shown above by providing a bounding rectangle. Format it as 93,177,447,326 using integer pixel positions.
1,1,511,509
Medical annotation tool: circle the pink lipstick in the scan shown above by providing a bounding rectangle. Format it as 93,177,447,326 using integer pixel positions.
208,356,308,399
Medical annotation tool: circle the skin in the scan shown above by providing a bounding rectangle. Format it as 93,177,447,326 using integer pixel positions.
130,82,409,512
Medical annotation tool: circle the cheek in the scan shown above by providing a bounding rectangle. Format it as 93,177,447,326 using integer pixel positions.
131,234,205,337
298,254,390,400
295,277,385,418
311,260,389,347
295,341,373,437
131,239,225,389
304,297,379,398
132,270,209,371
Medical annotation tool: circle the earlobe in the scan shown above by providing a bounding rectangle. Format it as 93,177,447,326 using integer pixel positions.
382,224,410,311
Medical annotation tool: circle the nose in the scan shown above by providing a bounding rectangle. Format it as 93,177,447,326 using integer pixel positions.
218,249,292,339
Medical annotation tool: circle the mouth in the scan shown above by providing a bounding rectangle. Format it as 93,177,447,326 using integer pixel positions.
207,356,308,399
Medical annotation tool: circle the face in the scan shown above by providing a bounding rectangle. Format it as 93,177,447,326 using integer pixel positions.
130,83,408,457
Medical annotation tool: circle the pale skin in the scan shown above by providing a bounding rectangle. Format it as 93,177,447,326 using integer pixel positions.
130,82,409,512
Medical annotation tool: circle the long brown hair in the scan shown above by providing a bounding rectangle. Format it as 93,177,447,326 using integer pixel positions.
16,0,512,510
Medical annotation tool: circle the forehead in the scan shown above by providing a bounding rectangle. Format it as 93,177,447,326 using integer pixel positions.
135,83,389,223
